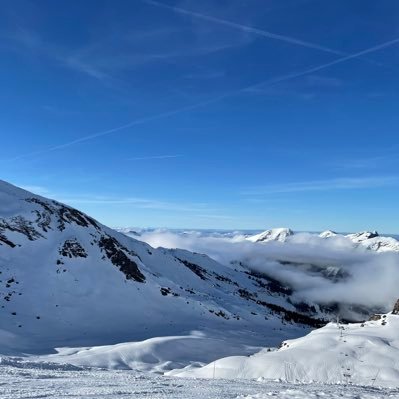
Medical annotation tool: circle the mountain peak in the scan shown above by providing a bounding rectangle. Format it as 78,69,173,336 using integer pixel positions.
0,181,324,353
247,228,293,243
346,231,379,241
319,230,337,238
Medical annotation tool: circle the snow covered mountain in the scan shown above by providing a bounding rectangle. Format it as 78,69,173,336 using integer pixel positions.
246,228,399,252
170,301,399,388
319,230,338,238
246,228,294,243
1,180,398,391
344,231,399,252
0,180,324,354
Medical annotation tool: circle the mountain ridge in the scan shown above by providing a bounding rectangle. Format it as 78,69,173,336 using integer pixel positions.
0,180,324,354
245,227,399,252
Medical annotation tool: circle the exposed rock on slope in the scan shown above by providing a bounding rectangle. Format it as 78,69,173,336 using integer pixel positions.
392,299,399,315
0,180,324,353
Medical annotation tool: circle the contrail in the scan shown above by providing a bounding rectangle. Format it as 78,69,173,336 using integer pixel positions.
242,36,399,91
142,0,344,56
4,36,399,162
128,154,182,160
3,96,241,161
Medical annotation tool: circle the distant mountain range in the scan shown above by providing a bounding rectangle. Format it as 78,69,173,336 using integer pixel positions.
116,227,399,253
246,227,399,252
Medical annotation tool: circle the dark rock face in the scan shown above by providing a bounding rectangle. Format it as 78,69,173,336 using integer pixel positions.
0,216,43,245
392,299,399,315
175,257,209,280
160,287,179,297
1,193,148,284
351,231,379,239
0,233,16,248
98,235,145,283
26,198,100,232
366,231,379,239
0,197,101,248
60,240,87,258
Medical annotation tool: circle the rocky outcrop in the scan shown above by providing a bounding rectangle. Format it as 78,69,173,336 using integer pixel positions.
392,299,399,315
26,197,100,232
346,231,379,241
175,257,209,280
98,235,145,283
369,314,382,321
60,239,87,258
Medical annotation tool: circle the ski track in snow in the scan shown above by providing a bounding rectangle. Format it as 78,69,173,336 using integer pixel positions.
0,360,398,399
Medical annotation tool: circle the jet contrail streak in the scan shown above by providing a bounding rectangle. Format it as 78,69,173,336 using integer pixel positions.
243,36,399,92
4,36,399,162
142,0,344,56
128,154,182,160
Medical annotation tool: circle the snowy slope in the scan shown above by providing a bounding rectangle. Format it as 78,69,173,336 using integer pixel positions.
319,230,338,238
34,333,261,373
345,231,399,252
0,180,323,354
171,309,399,388
1,358,396,399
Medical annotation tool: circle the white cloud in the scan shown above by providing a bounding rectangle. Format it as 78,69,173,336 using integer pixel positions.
137,229,399,313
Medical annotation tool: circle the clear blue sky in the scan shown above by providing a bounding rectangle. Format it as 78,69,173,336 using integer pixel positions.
1,0,399,232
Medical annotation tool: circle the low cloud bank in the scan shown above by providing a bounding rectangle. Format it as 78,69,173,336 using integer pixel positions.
137,230,399,312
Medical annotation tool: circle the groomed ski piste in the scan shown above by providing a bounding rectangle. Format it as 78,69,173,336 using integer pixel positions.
1,359,398,399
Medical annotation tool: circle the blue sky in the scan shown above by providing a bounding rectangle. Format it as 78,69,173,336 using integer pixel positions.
1,0,399,232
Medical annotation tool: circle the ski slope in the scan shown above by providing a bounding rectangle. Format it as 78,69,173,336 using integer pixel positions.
0,356,397,399
170,312,399,388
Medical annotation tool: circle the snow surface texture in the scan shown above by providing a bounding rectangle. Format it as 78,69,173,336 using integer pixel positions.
21,308,399,388
0,357,398,399
0,180,322,355
36,334,259,373
1,180,399,396
171,312,399,388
